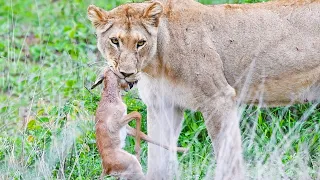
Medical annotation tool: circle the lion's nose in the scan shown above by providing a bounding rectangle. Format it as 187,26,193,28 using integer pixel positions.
120,71,134,77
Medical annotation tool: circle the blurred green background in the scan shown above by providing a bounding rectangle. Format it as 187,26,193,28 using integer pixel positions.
0,0,319,179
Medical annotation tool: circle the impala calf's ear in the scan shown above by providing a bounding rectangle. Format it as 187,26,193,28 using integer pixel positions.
87,5,109,29
143,2,163,27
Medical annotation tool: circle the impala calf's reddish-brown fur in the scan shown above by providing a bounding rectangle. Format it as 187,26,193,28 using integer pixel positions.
95,69,145,180
94,69,187,179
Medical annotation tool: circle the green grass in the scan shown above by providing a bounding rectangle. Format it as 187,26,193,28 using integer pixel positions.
0,0,319,179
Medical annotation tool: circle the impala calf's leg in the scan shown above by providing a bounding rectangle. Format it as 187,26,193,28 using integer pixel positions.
120,111,142,161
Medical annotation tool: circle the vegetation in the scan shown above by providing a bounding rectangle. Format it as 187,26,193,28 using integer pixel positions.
0,0,319,179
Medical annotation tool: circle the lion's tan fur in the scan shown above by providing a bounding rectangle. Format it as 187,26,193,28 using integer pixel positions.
88,0,320,179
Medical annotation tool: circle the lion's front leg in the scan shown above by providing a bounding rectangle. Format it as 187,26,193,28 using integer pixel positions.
138,76,184,180
202,90,245,180
145,104,184,180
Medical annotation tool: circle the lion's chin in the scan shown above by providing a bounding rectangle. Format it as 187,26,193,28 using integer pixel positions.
124,74,139,90
120,80,137,92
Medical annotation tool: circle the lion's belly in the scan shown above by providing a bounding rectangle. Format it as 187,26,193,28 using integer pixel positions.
238,65,320,106
139,62,320,109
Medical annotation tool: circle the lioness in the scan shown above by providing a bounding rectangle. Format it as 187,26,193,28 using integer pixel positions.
88,0,320,179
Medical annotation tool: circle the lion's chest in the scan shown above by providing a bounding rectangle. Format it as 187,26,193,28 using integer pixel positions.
137,74,208,111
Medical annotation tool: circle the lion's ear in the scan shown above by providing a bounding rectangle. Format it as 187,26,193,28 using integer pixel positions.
87,5,109,29
143,2,163,27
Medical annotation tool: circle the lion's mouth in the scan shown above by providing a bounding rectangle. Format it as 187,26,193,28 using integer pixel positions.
122,72,140,89
108,67,140,89
124,74,139,90
127,80,138,89
90,69,139,90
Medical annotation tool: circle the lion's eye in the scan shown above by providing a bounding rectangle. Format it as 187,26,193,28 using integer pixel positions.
110,38,119,46
137,40,146,48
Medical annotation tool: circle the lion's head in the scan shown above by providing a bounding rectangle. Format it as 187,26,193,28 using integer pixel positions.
87,2,163,83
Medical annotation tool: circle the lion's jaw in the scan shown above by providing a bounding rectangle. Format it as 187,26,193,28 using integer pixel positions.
88,2,163,83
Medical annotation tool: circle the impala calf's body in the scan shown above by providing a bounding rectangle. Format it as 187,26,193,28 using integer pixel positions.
95,69,145,180
94,69,187,179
